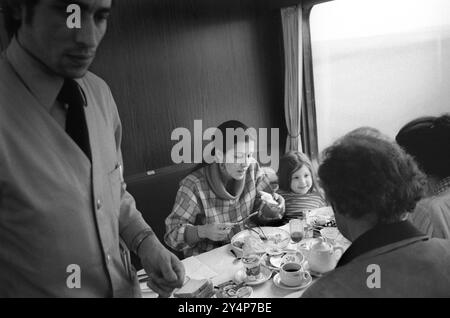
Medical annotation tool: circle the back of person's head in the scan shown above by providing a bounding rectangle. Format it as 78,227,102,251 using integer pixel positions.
277,151,320,193
345,126,390,140
396,114,450,180
319,133,426,223
1,0,39,39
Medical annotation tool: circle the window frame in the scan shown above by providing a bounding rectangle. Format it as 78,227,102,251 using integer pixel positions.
300,0,334,160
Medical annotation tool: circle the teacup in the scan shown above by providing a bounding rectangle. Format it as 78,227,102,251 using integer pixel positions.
242,255,261,281
279,262,309,287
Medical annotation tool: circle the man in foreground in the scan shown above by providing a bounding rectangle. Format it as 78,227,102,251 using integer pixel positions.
0,0,184,297
303,132,450,297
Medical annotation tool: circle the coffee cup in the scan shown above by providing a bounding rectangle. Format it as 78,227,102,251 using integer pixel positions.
242,255,261,280
280,262,308,287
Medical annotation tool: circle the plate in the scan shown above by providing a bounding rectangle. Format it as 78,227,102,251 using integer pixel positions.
306,206,334,226
234,266,272,286
231,227,290,258
273,272,313,290
262,254,279,271
215,281,253,298
267,251,305,269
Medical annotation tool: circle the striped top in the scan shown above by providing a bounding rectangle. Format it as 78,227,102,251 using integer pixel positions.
410,176,450,239
277,189,327,220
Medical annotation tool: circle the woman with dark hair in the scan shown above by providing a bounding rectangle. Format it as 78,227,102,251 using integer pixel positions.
396,114,450,239
303,132,450,297
165,120,285,257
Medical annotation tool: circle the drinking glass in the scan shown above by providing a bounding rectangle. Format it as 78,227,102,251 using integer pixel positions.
289,219,304,246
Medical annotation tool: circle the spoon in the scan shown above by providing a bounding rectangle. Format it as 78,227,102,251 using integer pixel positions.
230,249,242,264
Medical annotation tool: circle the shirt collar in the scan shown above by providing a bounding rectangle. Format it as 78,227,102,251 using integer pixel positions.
336,220,427,267
5,37,64,112
205,163,246,200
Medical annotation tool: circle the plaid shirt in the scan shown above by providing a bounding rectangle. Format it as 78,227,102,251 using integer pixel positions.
165,162,272,257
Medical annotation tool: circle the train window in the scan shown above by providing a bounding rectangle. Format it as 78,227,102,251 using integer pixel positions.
310,0,450,151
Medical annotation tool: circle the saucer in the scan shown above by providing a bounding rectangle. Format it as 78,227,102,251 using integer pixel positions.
262,254,280,271
273,272,312,290
268,251,304,269
303,261,330,278
234,266,272,286
308,270,325,278
215,281,253,298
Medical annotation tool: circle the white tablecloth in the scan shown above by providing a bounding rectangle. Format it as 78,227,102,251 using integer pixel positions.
140,224,350,298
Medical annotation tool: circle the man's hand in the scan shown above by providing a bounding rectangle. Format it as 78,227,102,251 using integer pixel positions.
197,223,234,242
138,235,185,298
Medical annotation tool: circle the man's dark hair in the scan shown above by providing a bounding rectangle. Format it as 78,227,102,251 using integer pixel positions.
0,0,39,39
396,114,450,179
319,133,426,223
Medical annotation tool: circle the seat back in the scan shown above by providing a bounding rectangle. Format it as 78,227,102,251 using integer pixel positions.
125,163,197,264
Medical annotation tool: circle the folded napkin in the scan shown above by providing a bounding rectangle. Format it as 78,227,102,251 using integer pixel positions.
183,256,218,280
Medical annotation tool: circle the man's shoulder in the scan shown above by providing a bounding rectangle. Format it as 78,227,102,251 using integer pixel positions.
424,236,450,251
0,56,19,94
302,269,356,297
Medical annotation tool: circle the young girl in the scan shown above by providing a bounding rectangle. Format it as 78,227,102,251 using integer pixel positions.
277,151,327,222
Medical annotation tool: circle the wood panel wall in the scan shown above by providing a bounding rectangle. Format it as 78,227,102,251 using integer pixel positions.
90,0,287,177
0,10,7,51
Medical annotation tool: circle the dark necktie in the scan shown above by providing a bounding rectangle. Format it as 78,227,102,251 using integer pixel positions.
57,79,91,161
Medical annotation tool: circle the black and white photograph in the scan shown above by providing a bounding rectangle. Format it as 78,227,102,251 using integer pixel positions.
0,0,449,300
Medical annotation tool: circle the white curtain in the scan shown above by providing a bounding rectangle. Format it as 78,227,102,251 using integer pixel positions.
281,6,303,153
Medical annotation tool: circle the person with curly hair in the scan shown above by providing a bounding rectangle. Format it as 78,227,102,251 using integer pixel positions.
396,114,450,239
303,131,450,297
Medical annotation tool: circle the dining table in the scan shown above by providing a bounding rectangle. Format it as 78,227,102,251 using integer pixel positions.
139,221,351,298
